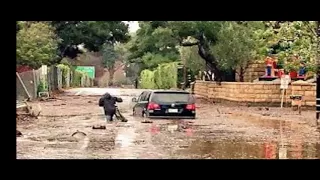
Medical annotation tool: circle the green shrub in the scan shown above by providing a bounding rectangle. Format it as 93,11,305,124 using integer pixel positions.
140,62,178,89
140,70,156,89
57,64,70,87
71,69,86,87
37,80,47,95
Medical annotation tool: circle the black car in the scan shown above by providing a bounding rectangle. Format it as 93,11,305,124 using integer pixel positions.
132,90,196,119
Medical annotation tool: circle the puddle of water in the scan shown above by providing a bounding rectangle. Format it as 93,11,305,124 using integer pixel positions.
175,139,320,159
230,112,306,130
114,124,136,148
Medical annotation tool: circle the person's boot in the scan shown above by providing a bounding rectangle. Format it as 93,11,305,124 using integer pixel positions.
121,119,128,122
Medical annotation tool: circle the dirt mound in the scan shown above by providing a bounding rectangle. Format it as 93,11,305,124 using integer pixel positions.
16,113,36,125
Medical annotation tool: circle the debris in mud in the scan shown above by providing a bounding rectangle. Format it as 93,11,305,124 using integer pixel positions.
265,107,269,111
142,120,153,123
92,125,106,129
262,113,271,116
25,102,42,118
40,97,59,101
16,113,36,124
179,124,188,129
179,145,189,148
88,101,92,103
53,103,67,106
71,130,87,137
134,140,145,145
16,130,22,137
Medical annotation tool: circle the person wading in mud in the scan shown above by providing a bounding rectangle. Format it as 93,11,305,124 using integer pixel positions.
99,92,123,122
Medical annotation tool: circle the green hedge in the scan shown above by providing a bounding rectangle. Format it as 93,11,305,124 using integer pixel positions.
71,69,84,87
37,80,47,94
57,64,70,87
56,64,93,88
140,62,178,89
140,69,156,89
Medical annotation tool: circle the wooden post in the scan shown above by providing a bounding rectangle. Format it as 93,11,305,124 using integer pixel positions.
284,89,287,108
32,69,37,99
281,89,285,108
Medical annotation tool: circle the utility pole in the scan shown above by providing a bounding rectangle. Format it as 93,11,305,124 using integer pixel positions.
316,21,320,120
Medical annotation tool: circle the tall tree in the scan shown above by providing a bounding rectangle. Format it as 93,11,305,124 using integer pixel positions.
257,21,318,73
102,43,120,86
127,21,180,70
127,21,234,81
51,21,130,60
179,45,206,75
16,21,60,69
211,21,264,82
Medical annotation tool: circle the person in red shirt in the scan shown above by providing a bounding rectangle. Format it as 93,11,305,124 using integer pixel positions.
265,56,274,76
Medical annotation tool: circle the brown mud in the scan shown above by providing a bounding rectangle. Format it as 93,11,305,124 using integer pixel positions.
17,93,320,159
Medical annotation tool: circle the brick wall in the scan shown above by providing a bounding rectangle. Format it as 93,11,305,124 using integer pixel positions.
291,81,317,106
236,62,265,82
194,81,316,107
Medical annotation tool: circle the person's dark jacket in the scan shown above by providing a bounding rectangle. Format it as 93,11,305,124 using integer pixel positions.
99,93,123,115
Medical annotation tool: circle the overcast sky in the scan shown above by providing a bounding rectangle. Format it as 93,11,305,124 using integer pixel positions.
124,21,140,33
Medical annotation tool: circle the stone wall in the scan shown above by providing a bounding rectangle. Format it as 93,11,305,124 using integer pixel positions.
236,62,265,82
194,81,316,107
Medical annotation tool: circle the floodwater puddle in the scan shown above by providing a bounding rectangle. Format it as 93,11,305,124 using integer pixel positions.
175,138,320,159
149,120,195,136
229,112,306,130
114,122,137,148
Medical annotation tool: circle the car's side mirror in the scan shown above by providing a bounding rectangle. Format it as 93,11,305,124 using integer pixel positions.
132,97,137,102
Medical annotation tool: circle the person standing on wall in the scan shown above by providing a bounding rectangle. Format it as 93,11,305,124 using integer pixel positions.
265,56,274,77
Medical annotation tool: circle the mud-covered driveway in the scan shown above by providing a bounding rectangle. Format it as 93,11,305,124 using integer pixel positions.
16,88,320,159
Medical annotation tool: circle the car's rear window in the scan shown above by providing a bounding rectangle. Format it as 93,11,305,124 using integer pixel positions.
151,92,194,103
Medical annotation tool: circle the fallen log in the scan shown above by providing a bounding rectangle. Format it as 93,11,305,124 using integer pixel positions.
92,125,106,129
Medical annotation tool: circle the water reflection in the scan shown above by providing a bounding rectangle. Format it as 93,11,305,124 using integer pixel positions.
149,121,194,136
176,139,320,159
150,124,160,135
173,119,319,159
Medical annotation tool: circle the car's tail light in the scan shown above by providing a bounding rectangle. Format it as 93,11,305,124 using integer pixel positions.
147,102,160,110
186,104,196,110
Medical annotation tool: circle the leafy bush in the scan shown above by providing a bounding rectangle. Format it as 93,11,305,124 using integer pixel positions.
37,80,47,95
57,64,70,87
71,69,86,87
140,70,156,89
140,62,178,89
154,62,178,89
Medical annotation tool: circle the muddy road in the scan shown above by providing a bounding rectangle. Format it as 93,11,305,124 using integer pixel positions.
17,88,320,159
